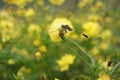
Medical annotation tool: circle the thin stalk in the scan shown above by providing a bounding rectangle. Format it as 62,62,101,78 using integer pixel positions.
110,62,120,75
64,40,93,70
66,38,95,67
40,57,53,80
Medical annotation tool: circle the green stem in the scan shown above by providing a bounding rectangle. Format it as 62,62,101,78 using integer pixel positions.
65,42,92,69
66,38,95,67
64,39,93,70
40,57,53,80
110,62,120,75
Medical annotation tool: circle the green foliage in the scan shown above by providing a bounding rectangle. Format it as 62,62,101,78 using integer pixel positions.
0,0,120,80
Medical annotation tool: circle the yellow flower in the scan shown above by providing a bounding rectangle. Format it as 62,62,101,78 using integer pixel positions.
98,56,113,71
57,54,76,72
16,8,25,16
90,6,98,12
101,29,112,41
38,45,47,53
95,1,104,9
35,51,42,59
54,78,60,80
77,1,86,9
4,0,33,7
25,8,35,18
99,42,109,50
45,15,53,21
48,18,73,42
27,23,41,36
98,73,110,80
8,59,15,65
0,19,19,42
105,17,112,23
88,14,100,21
83,0,93,3
82,21,101,38
33,39,41,46
49,0,65,6
11,47,18,53
37,0,44,6
17,66,31,79
19,49,29,56
90,47,100,56
77,0,93,9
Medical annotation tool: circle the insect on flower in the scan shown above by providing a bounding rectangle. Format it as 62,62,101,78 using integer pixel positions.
59,25,89,40
107,60,113,67
49,24,88,40
79,32,89,38
59,25,73,40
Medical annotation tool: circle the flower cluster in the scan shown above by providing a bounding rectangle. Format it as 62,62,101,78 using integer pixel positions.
56,54,76,72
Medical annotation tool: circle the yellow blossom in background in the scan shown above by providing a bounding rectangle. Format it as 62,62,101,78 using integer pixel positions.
77,0,93,9
54,78,60,80
77,1,86,9
83,0,93,3
4,0,33,7
82,21,101,38
57,54,76,72
90,1,104,12
49,0,65,6
95,1,104,9
98,73,110,80
17,66,31,79
48,18,73,42
27,23,41,36
45,15,53,21
8,59,15,65
98,57,113,72
101,57,113,70
90,5,98,12
99,42,109,50
88,14,100,21
37,0,44,6
3,0,14,4
25,8,35,18
11,47,18,53
0,19,19,42
38,45,47,53
16,8,25,16
7,6,14,14
19,49,29,56
91,47,100,56
35,51,42,59
105,17,112,23
101,29,112,41
33,39,41,46
0,10,15,21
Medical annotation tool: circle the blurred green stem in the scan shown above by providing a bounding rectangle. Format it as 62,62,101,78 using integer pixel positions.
40,57,53,80
65,38,95,71
110,62,120,75
66,38,95,67
65,42,92,69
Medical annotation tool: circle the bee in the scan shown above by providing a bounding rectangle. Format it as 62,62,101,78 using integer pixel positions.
59,25,73,40
49,24,88,40
107,60,113,67
61,25,73,32
59,24,88,40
